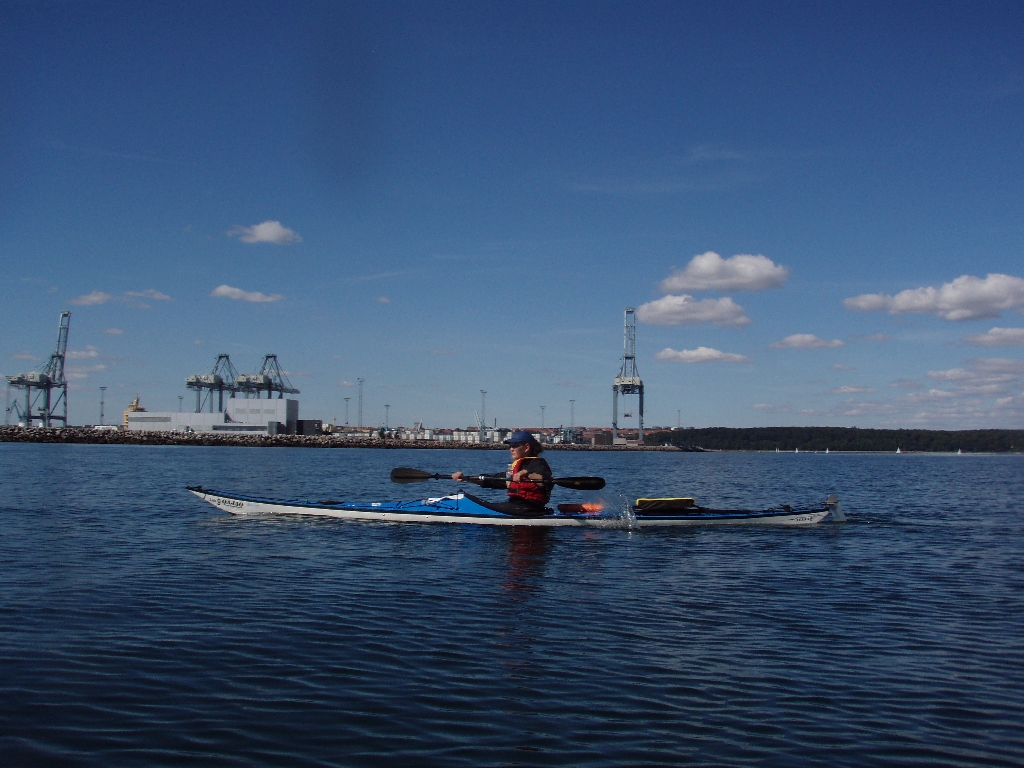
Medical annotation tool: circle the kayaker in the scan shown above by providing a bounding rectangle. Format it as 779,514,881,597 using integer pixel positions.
452,430,554,515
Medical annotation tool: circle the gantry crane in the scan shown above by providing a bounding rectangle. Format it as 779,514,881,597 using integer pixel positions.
612,307,644,443
185,354,240,413
5,311,71,428
235,354,299,399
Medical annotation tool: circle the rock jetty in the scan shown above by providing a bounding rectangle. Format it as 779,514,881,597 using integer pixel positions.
0,426,684,451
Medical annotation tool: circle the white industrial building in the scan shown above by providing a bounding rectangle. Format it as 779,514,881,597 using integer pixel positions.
127,399,299,434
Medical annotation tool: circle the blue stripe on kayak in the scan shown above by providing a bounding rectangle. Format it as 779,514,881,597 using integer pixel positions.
192,488,527,518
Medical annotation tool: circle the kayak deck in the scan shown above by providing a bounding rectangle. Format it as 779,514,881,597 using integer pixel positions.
186,486,840,527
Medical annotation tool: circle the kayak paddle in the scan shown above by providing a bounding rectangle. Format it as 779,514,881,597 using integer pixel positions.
390,467,605,491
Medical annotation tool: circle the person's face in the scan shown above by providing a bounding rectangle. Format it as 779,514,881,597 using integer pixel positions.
509,441,530,460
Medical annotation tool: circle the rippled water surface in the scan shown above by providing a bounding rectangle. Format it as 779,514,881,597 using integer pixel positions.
2,444,1023,766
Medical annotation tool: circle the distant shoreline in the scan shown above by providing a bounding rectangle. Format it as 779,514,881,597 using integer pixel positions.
2,426,1021,453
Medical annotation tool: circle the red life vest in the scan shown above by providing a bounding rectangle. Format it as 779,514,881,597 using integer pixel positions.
507,457,552,505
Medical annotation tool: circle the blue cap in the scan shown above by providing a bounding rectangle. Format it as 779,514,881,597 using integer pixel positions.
503,429,535,445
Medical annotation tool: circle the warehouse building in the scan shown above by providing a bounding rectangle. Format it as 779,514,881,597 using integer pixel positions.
126,399,301,434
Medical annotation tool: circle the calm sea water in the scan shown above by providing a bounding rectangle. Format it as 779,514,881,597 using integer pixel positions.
1,444,1022,766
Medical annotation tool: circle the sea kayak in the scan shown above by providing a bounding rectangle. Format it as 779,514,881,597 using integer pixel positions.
186,486,842,527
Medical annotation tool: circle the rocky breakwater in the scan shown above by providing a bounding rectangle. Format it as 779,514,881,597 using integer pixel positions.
0,426,683,451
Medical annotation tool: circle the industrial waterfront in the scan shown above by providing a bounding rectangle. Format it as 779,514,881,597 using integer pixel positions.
7,311,1022,453
6,308,653,446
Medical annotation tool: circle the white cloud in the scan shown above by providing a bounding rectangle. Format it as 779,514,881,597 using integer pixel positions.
637,295,750,327
843,273,1024,321
65,363,107,380
66,345,100,360
752,403,791,412
967,357,1024,374
210,284,284,303
831,399,899,418
659,252,789,292
70,289,171,308
890,378,923,389
962,327,1024,347
9,350,40,361
829,385,876,394
228,220,302,245
899,389,957,402
770,334,844,349
376,296,391,304
995,394,1024,409
70,291,112,306
826,353,1024,427
927,368,973,381
857,333,892,342
103,328,124,335
655,346,752,363
124,289,172,301
339,380,355,387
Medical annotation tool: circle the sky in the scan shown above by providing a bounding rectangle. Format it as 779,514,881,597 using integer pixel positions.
2,1,1023,431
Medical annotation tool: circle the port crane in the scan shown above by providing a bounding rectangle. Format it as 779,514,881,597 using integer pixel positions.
184,353,300,413
612,307,644,443
5,311,71,428
236,354,299,399
185,354,240,413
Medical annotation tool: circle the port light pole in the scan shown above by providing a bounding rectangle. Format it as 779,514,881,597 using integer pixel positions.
357,379,364,427
540,405,545,429
344,397,350,425
480,390,486,440
99,386,106,426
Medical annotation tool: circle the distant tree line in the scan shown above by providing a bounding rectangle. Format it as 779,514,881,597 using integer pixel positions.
646,427,1024,453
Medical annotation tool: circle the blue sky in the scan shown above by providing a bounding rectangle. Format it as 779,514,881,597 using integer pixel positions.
3,1,1023,430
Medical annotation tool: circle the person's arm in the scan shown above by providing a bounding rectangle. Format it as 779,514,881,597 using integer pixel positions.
512,459,552,484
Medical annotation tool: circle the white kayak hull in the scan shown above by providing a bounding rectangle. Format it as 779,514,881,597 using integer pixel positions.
187,487,839,527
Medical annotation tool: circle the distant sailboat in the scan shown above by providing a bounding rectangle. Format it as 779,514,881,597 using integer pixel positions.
825,448,829,454
896,447,901,454
795,447,799,453
958,448,962,454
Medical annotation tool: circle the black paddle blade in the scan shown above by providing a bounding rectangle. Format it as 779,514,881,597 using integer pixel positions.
390,467,438,483
553,476,606,491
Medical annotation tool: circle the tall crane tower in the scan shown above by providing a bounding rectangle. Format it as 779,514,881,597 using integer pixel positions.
185,354,240,413
236,354,299,400
5,311,71,428
612,307,644,443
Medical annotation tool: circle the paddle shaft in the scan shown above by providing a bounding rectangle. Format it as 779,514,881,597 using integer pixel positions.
390,467,604,491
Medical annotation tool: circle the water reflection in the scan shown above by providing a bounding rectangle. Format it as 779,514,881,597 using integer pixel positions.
502,527,550,597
